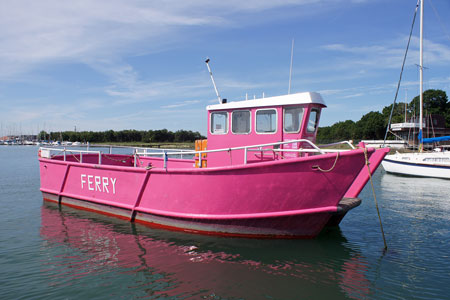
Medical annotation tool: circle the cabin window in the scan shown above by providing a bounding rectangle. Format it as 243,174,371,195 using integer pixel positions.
210,112,228,134
307,108,320,133
424,157,450,162
232,110,251,134
284,106,304,133
256,109,277,133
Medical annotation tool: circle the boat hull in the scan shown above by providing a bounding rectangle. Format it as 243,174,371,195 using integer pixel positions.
382,152,450,179
39,148,387,238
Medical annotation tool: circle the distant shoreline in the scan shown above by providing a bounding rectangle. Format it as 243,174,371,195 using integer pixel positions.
0,141,195,149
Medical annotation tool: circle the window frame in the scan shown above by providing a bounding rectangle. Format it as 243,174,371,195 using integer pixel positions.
255,108,278,134
283,106,304,134
231,110,252,135
210,111,229,135
306,108,320,133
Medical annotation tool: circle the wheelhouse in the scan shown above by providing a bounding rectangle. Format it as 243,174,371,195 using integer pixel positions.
205,92,326,166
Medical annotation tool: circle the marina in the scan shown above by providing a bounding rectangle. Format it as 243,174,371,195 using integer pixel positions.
1,0,450,299
1,145,449,299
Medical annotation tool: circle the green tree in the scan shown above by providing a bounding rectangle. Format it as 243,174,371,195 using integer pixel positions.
38,130,48,141
410,89,449,126
317,120,356,143
355,111,385,140
382,102,408,125
105,130,115,142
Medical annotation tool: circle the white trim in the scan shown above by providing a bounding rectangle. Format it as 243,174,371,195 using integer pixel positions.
306,108,320,133
231,110,252,135
210,111,229,135
283,106,304,134
255,108,278,134
207,92,326,111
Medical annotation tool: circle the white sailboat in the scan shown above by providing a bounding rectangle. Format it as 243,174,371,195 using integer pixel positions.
382,0,450,179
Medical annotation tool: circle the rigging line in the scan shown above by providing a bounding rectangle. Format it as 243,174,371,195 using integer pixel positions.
430,114,436,139
429,0,450,42
383,0,420,146
388,129,405,141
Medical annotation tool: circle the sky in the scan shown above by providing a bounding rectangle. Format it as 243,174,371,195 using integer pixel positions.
1,0,450,136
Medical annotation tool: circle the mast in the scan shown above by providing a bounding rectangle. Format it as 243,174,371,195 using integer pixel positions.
405,89,408,122
419,0,424,152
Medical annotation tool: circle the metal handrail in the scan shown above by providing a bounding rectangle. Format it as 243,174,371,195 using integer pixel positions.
134,139,353,166
135,147,192,160
41,139,356,167
39,147,102,164
249,148,345,153
319,140,356,149
136,139,323,157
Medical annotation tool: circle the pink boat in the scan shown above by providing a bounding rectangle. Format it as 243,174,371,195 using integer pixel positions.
38,92,389,238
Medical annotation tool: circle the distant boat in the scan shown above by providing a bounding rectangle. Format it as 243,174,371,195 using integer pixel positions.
382,149,450,179
382,0,450,179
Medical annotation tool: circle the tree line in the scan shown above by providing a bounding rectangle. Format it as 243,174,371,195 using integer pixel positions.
316,89,449,143
38,89,448,144
39,129,205,143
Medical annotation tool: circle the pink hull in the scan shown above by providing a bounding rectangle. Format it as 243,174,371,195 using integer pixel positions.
39,147,388,238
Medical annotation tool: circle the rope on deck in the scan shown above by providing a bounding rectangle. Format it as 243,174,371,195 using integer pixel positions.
312,152,339,172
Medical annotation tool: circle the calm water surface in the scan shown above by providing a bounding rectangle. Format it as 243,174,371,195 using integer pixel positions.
1,146,449,299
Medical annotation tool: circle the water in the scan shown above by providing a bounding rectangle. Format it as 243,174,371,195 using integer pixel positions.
1,146,449,299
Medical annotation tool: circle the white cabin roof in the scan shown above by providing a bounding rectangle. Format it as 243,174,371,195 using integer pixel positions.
207,92,326,111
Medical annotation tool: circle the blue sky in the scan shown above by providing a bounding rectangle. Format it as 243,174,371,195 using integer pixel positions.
1,0,449,136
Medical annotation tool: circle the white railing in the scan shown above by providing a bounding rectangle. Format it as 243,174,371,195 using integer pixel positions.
39,147,102,164
134,139,355,167
319,140,356,149
40,140,356,168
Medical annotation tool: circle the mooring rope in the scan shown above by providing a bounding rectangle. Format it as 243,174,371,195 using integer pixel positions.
70,152,81,163
364,147,388,251
312,152,339,172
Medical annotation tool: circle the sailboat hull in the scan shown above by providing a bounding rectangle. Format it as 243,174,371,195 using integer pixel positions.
382,152,450,179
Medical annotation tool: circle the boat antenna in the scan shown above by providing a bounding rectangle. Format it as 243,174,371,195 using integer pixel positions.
205,58,224,104
288,38,294,94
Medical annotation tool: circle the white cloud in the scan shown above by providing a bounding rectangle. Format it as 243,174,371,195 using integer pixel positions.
161,100,201,109
0,0,340,79
339,93,364,99
321,36,450,70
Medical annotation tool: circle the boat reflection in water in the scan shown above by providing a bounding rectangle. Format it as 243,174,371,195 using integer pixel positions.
40,202,371,299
